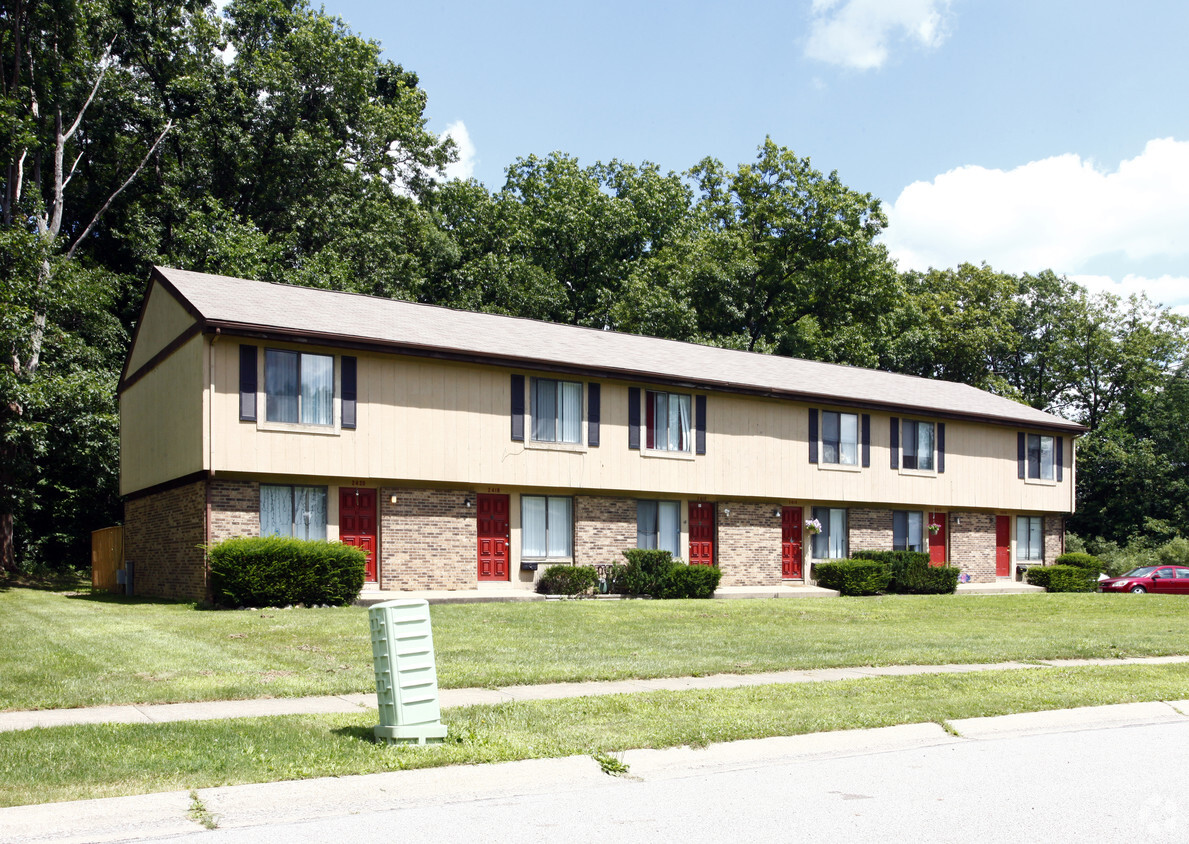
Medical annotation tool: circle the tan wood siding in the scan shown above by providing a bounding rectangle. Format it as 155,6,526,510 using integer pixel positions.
120,334,206,495
125,283,196,375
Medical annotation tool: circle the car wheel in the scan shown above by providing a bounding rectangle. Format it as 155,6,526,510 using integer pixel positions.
1130,585,1147,593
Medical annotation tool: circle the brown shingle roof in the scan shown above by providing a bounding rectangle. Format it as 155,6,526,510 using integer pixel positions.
152,266,1083,432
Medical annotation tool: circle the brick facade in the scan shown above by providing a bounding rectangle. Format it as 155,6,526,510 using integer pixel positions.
123,480,207,600
949,512,997,583
716,502,781,586
208,479,259,543
573,495,638,567
379,488,475,590
849,508,893,554
1044,514,1065,562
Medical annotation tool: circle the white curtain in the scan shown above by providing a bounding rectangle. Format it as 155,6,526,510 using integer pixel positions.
637,501,658,548
658,500,680,557
265,350,298,423
908,511,923,551
294,486,327,540
522,496,547,557
1040,436,1054,479
260,485,292,537
829,508,847,559
547,497,572,557
532,379,556,441
301,354,334,426
674,394,691,452
823,412,839,463
840,413,858,465
917,422,935,470
560,381,582,444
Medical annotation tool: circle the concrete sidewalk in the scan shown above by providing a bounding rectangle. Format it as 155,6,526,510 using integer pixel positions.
3,653,1186,733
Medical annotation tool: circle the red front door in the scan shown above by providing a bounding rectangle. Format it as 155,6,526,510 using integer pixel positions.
339,488,378,582
928,511,946,566
782,506,803,579
995,515,1011,577
477,494,510,580
688,502,715,566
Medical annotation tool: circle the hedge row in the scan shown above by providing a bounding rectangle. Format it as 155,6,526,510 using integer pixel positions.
1025,564,1098,592
208,536,366,608
850,550,959,595
536,551,721,599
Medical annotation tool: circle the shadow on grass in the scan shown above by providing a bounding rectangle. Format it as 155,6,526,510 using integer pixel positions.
62,590,197,607
332,724,381,743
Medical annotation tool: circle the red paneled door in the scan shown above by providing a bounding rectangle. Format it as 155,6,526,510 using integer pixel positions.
339,488,378,582
927,511,947,567
995,515,1012,577
688,502,715,566
782,506,803,579
477,494,510,581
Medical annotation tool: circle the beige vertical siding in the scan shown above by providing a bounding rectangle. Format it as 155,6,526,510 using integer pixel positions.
125,284,195,375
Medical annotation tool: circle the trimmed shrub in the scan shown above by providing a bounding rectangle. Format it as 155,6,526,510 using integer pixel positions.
536,564,599,597
653,564,722,599
813,559,892,596
618,549,677,596
1054,552,1103,573
1043,564,1099,593
852,550,957,594
1024,566,1051,589
208,536,366,608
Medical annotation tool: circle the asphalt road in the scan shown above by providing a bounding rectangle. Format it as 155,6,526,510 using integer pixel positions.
127,717,1188,844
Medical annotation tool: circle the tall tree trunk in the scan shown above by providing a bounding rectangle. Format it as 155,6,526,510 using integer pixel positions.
0,513,13,573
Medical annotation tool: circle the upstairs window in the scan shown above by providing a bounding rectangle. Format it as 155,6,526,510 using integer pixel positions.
265,350,333,426
902,420,935,471
646,391,691,452
1028,434,1055,480
822,411,858,465
531,378,583,444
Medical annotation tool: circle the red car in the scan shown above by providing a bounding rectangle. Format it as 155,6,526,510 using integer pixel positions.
1099,566,1189,594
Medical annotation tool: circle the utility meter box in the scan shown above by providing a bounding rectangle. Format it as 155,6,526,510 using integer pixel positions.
368,599,448,745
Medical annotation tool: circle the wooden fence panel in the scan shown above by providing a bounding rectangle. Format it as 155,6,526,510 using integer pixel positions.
91,526,124,592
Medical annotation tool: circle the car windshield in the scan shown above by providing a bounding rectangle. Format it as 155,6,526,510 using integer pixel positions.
1122,567,1156,578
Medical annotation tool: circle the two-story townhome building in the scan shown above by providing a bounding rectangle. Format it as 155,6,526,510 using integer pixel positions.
119,267,1084,600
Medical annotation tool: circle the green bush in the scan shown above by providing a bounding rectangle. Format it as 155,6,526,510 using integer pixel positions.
1026,564,1096,592
813,559,892,596
536,565,599,597
208,536,366,608
653,564,722,599
618,549,677,596
1054,552,1103,573
1024,566,1051,589
851,550,957,594
1155,537,1189,567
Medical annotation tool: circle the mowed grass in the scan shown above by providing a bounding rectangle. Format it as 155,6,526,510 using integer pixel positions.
2,663,1188,807
2,586,1189,710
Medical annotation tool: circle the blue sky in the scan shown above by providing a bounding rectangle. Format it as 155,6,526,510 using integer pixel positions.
317,0,1189,314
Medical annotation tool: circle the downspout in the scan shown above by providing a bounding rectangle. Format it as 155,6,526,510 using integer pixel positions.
206,330,219,592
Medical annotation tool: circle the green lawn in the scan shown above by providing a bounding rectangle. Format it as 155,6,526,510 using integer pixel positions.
1,663,1187,807
2,586,1188,710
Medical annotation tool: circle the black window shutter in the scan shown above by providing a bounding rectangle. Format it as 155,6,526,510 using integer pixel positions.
628,387,641,450
341,356,357,429
808,409,818,463
1056,435,1064,481
695,395,707,455
861,414,871,468
890,417,900,469
1017,432,1026,478
588,383,601,447
937,423,946,473
510,374,525,441
239,345,257,422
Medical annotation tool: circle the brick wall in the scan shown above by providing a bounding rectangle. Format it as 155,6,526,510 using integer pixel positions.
717,502,781,586
849,508,893,554
573,495,637,567
123,480,207,600
208,479,259,543
1044,514,1065,562
380,488,475,590
949,512,996,582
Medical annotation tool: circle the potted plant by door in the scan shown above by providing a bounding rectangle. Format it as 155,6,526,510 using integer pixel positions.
804,518,822,536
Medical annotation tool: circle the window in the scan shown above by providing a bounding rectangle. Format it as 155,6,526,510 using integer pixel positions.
1028,434,1055,480
260,485,327,540
637,500,681,557
521,496,573,558
893,511,924,552
902,420,935,471
822,411,858,465
811,507,847,559
530,378,582,444
265,350,334,425
646,391,692,452
1016,516,1043,561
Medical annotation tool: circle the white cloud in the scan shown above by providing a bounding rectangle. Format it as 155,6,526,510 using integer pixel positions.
1071,274,1189,317
441,120,477,182
805,0,952,70
883,138,1189,313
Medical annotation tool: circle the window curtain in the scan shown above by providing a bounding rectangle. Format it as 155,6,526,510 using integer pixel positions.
658,500,680,557
917,422,935,470
829,508,846,559
653,394,668,450
532,379,556,442
840,413,858,465
674,394,691,452
300,354,334,426
260,485,293,537
265,350,298,423
1040,436,1054,479
637,501,658,548
522,496,547,557
908,511,923,551
894,510,922,551
1017,516,1042,561
812,506,829,558
560,381,582,444
822,412,839,463
547,497,572,557
294,486,327,540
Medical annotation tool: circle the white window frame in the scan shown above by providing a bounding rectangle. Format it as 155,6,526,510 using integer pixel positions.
1027,434,1055,481
260,484,328,540
637,500,682,557
1016,515,1044,562
521,495,573,560
530,378,583,445
811,507,848,559
893,510,924,552
646,390,692,453
264,349,335,427
902,419,935,472
821,411,859,466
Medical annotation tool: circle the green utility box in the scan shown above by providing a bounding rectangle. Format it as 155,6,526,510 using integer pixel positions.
368,599,448,745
